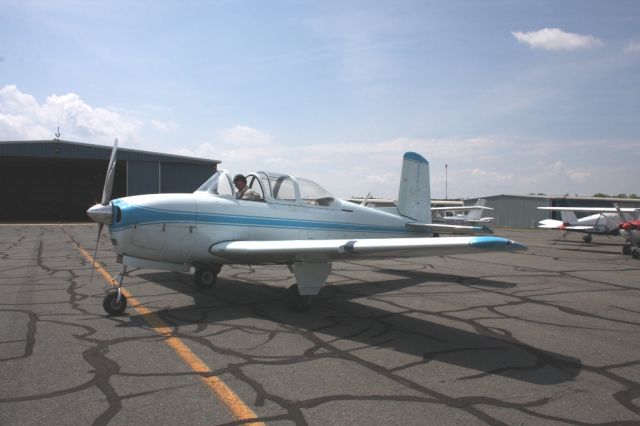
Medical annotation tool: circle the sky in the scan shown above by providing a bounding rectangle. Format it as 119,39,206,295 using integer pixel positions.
1,0,639,199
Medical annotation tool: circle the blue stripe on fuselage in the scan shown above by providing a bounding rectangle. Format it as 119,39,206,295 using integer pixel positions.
110,201,410,235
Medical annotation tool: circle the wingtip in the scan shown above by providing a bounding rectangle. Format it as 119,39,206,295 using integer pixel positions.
470,236,527,251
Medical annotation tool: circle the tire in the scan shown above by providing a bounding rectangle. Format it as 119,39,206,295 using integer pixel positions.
583,235,592,243
195,267,218,289
622,245,631,255
632,251,639,260
103,290,127,315
286,284,312,312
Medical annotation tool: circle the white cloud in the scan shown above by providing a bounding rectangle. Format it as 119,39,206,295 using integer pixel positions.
0,85,141,144
624,41,640,54
155,133,635,199
221,125,272,144
151,119,179,132
512,28,603,51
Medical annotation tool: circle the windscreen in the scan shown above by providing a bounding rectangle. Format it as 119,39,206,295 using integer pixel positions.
297,177,335,206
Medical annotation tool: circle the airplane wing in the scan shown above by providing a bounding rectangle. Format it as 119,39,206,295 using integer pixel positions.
538,207,639,213
209,236,524,263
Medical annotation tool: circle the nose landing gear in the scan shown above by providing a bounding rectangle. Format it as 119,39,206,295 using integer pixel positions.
103,265,128,316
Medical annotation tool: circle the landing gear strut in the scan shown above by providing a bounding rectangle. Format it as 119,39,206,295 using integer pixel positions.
286,284,312,312
194,264,222,289
103,265,128,315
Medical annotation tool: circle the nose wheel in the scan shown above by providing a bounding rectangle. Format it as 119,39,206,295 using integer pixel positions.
102,264,128,316
103,289,127,315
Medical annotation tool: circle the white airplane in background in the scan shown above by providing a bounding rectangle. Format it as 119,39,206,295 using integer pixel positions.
613,204,640,258
87,141,526,315
537,206,639,244
432,199,495,226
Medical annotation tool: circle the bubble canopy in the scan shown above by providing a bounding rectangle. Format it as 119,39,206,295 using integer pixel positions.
196,170,336,206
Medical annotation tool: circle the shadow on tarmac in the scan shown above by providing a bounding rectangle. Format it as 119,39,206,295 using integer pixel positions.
115,269,582,387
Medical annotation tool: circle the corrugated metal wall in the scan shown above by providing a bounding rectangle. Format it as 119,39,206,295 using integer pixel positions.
465,196,551,228
0,140,219,221
127,161,160,195
160,162,214,193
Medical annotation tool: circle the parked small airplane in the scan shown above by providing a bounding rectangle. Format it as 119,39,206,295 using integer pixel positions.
87,141,526,315
432,199,494,226
613,204,640,258
537,206,640,244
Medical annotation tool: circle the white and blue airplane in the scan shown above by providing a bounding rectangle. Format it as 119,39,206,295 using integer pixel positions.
88,141,526,315
432,199,495,226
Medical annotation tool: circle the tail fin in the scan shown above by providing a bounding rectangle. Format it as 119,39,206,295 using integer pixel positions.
397,152,431,223
466,199,487,221
560,210,578,225
614,203,627,222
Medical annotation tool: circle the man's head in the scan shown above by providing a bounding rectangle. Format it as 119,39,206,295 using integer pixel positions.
233,174,247,190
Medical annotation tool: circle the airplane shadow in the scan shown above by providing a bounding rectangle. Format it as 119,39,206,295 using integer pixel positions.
118,269,581,386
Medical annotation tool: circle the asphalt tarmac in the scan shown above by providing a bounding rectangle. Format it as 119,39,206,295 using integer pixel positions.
1,224,639,425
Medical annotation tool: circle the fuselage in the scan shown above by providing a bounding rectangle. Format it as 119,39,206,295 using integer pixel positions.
108,192,426,264
569,213,621,235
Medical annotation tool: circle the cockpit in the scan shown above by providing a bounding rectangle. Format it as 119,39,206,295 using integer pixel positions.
195,170,336,207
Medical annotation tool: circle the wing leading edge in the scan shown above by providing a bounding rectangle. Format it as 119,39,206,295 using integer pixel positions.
210,236,526,263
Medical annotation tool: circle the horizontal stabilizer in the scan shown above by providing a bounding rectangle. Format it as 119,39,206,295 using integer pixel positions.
407,222,493,234
538,219,563,229
431,206,494,212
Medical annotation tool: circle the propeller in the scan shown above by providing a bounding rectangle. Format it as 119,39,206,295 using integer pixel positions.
87,139,118,282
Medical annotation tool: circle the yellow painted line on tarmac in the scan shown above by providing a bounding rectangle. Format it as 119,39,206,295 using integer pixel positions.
74,243,265,426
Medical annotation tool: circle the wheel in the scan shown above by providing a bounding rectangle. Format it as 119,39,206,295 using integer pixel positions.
583,235,592,243
195,267,218,289
632,250,639,260
103,290,127,315
286,284,312,312
622,245,631,255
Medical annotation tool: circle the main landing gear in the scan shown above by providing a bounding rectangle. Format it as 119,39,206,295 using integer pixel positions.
621,244,639,259
582,234,593,243
194,264,222,289
286,284,312,312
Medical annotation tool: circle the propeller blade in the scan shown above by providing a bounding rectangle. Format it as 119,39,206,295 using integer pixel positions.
101,138,118,205
89,223,104,283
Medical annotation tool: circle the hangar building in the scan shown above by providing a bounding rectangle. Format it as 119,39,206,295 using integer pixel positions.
0,140,219,222
465,195,640,228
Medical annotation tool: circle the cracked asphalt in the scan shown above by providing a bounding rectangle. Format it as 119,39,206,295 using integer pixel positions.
1,224,639,425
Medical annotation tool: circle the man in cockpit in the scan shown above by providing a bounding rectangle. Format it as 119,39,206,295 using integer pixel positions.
233,174,261,201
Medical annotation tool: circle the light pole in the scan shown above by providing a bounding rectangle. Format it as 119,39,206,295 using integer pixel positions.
445,164,448,200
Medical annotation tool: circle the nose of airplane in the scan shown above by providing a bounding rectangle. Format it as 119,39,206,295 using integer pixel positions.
87,203,113,224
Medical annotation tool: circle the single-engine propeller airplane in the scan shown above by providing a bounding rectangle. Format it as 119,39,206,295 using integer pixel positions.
431,199,495,226
87,140,526,315
613,204,640,258
537,206,639,244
